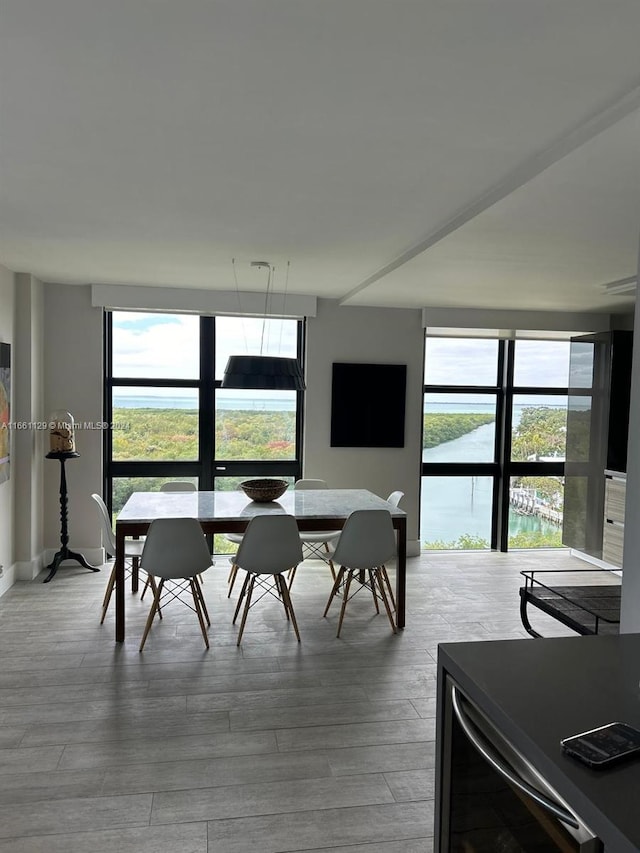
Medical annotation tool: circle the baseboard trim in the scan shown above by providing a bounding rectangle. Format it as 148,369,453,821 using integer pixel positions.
407,539,420,558
15,556,44,582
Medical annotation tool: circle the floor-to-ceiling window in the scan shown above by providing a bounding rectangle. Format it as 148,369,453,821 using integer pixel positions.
421,336,569,551
104,311,304,551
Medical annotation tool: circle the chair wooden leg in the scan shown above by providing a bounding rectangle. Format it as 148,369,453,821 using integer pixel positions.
374,569,398,634
139,579,164,652
194,576,210,626
323,566,346,617
274,575,290,622
232,573,251,624
141,574,162,618
368,570,380,613
100,565,117,624
336,570,354,638
190,578,210,649
236,575,255,646
141,572,153,599
287,565,297,588
323,542,337,581
228,563,241,598
278,574,301,641
150,575,163,619
380,565,396,611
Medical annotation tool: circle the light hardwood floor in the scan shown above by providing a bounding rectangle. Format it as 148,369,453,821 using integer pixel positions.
0,548,584,852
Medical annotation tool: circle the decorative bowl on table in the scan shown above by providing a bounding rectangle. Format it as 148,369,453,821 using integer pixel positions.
239,478,288,503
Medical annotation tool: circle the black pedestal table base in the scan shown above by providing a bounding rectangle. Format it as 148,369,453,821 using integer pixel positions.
44,451,100,583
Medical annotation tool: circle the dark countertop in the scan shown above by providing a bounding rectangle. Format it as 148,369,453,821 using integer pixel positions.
437,633,640,853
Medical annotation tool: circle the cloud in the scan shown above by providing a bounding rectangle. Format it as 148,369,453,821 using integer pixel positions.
112,312,299,381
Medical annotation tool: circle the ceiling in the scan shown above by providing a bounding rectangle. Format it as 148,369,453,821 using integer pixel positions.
1,0,640,315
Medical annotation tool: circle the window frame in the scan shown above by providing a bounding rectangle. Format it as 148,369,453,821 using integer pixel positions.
103,312,305,514
421,337,567,551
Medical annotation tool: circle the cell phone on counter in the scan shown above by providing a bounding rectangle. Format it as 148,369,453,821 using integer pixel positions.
561,721,640,768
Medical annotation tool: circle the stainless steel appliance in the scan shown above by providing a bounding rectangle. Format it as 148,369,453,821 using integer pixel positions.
437,676,602,852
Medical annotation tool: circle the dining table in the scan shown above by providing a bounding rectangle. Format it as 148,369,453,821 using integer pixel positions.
113,488,407,642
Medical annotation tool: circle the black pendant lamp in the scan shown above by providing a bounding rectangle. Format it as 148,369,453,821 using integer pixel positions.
221,260,306,391
221,355,306,390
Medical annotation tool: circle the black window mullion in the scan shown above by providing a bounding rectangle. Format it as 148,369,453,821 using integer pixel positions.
490,340,506,548
496,340,515,551
103,310,114,512
110,378,199,389
199,317,214,490
294,320,305,481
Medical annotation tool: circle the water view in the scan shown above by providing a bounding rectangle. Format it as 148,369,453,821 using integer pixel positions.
112,392,565,549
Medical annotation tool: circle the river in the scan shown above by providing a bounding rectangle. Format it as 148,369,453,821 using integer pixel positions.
422,416,561,546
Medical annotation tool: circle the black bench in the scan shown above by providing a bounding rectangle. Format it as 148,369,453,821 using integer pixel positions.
519,569,621,638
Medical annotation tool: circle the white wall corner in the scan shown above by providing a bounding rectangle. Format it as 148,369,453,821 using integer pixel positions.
15,556,44,582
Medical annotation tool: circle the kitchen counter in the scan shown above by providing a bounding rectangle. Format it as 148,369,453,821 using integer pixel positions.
436,634,640,852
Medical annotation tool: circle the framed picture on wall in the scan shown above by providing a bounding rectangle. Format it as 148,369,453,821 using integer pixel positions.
0,343,10,484
330,362,406,447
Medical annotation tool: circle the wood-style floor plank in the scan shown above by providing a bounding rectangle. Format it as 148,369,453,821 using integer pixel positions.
0,548,581,851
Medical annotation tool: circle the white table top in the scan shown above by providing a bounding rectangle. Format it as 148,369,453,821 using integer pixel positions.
117,488,406,524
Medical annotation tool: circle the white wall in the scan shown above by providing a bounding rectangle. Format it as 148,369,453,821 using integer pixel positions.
43,283,104,560
0,265,15,595
13,274,46,580
305,299,424,555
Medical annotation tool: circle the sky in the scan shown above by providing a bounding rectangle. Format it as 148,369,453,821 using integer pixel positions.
112,312,298,381
425,337,571,387
112,312,574,404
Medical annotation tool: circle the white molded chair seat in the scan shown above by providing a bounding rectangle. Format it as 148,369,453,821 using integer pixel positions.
323,509,398,637
231,515,304,646
91,493,156,624
138,517,213,651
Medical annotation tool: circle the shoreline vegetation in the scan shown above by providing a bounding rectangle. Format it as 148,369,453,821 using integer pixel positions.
111,409,507,461
423,413,494,448
110,405,566,550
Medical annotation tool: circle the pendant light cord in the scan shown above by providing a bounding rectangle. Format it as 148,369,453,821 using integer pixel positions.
231,258,248,352
259,264,273,355
278,261,290,353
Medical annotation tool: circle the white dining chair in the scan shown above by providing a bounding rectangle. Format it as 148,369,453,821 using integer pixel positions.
387,490,404,509
160,481,197,492
138,517,213,651
323,509,398,637
286,478,340,587
226,479,308,596
91,493,158,624
154,479,207,594
231,514,304,646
